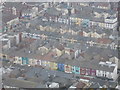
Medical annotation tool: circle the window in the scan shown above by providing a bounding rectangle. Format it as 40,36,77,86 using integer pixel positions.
86,68,91,75
58,18,62,23
74,67,80,74
72,67,74,71
3,55,6,60
76,70,79,72
49,17,52,21
105,74,106,77
108,72,112,78
91,69,96,76
66,19,69,24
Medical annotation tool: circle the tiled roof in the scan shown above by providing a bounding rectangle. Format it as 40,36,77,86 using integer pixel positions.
3,77,39,88
97,38,112,44
76,82,86,88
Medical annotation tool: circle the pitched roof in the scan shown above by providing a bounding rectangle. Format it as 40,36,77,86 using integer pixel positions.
97,38,112,44
3,78,39,88
92,2,110,7
46,7,61,16
2,10,18,24
75,82,86,88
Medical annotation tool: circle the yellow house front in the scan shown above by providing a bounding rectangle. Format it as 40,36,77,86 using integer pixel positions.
46,61,51,69
76,18,82,25
49,62,58,70
71,30,77,35
29,58,36,66
7,17,19,26
94,32,101,38
60,29,66,34
98,22,102,27
41,34,48,40
101,33,106,38
70,38,77,43
43,61,50,69
109,57,119,67
34,59,38,65
38,46,49,55
36,59,42,66
79,3,89,6
83,31,89,37
7,55,15,61
64,48,71,55
87,41,95,46
99,22,105,28
52,48,62,57
2,54,8,60
41,60,47,67
91,32,101,38
13,56,22,65
39,25,45,31
102,23,105,28
0,53,2,58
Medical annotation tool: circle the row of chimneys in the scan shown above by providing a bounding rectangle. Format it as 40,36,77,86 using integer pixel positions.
8,33,22,48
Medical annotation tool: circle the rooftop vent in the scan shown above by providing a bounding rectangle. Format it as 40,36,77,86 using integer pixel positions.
106,61,112,64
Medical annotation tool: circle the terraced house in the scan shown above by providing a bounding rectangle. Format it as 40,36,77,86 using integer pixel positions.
1,2,119,88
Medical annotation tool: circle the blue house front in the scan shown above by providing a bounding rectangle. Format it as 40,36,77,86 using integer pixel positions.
57,63,64,72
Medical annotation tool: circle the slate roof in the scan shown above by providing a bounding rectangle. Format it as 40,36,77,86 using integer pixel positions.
89,82,100,88
97,38,112,44
3,77,39,88
75,81,86,88
92,2,110,8
9,69,22,77
2,9,18,24
21,8,33,14
70,4,117,23
90,78,117,88
46,7,61,16
2,2,31,24
57,3,68,9
52,76,72,87
25,67,49,82
56,57,115,72
25,2,44,6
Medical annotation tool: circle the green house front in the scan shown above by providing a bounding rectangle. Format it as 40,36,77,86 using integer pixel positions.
22,57,29,65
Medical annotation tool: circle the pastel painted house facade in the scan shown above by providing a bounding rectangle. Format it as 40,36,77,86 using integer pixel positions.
29,58,35,66
13,56,22,64
85,68,91,76
72,66,80,74
57,63,65,72
49,62,58,70
38,46,50,55
1,54,8,60
52,48,63,57
80,68,86,75
22,57,29,65
36,59,42,66
96,61,118,80
64,64,72,73
81,19,90,28
4,53,118,81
